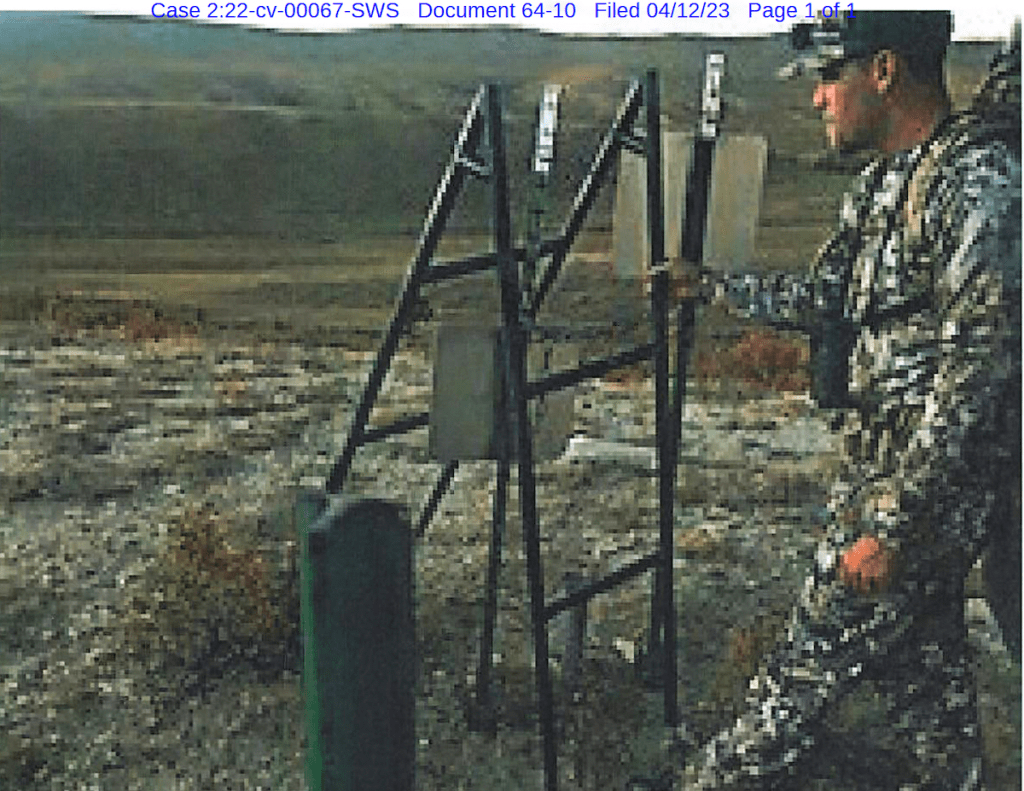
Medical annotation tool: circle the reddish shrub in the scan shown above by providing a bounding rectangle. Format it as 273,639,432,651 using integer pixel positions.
168,507,276,640
697,328,809,394
123,307,196,342
121,506,296,687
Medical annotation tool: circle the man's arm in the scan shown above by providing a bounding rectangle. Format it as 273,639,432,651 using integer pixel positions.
689,158,882,332
695,268,817,331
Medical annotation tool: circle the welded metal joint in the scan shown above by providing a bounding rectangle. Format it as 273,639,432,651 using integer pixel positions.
618,129,648,155
455,155,492,179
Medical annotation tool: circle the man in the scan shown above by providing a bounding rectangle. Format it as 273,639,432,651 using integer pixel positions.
676,12,1021,790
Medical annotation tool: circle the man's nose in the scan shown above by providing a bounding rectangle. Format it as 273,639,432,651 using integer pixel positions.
812,82,827,109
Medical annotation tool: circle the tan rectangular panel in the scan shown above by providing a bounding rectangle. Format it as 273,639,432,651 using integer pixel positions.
613,132,767,275
430,324,576,462
705,135,769,271
430,323,500,462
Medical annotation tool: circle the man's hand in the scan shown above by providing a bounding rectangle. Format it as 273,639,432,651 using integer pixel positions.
839,535,895,594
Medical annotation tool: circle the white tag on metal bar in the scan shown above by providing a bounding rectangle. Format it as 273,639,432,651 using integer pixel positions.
533,84,561,176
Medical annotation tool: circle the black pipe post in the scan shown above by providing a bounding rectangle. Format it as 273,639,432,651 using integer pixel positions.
645,75,664,673
477,127,514,728
678,56,718,459
672,300,696,483
489,83,558,791
475,454,508,733
682,137,714,266
414,460,459,539
646,69,678,729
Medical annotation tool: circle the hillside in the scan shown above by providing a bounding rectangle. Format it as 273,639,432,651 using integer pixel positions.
0,14,1004,269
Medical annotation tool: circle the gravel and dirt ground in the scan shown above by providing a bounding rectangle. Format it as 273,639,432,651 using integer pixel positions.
1,242,1019,790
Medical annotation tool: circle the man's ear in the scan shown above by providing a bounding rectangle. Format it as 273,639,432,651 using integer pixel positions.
870,48,899,95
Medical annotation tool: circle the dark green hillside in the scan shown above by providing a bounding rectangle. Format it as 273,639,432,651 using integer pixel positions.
0,14,1004,259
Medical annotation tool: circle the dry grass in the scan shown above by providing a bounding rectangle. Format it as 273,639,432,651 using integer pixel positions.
120,506,299,699
697,328,810,395
120,306,198,343
600,325,810,396
46,294,201,343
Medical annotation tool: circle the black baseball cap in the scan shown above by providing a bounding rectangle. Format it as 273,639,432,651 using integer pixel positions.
778,11,952,80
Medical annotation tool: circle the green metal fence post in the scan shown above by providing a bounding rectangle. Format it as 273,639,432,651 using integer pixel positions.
300,496,414,791
298,490,328,791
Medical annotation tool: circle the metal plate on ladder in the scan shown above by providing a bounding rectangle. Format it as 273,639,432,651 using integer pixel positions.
430,323,575,462
613,132,768,275
430,323,502,462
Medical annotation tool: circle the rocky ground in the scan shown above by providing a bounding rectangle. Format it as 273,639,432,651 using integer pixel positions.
0,263,1019,791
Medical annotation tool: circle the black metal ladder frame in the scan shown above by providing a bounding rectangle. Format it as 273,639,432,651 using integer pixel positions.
325,71,694,791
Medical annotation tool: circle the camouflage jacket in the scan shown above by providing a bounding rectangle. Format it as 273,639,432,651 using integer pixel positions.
709,53,1021,564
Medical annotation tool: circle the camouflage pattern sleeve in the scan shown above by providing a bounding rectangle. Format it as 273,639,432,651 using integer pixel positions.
700,268,816,329
699,159,885,331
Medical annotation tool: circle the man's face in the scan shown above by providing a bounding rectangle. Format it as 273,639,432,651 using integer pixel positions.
812,59,883,151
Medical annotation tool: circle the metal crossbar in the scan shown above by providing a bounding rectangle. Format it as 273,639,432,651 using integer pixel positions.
544,550,661,621
526,342,656,399
359,412,430,444
415,460,459,538
326,73,683,791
